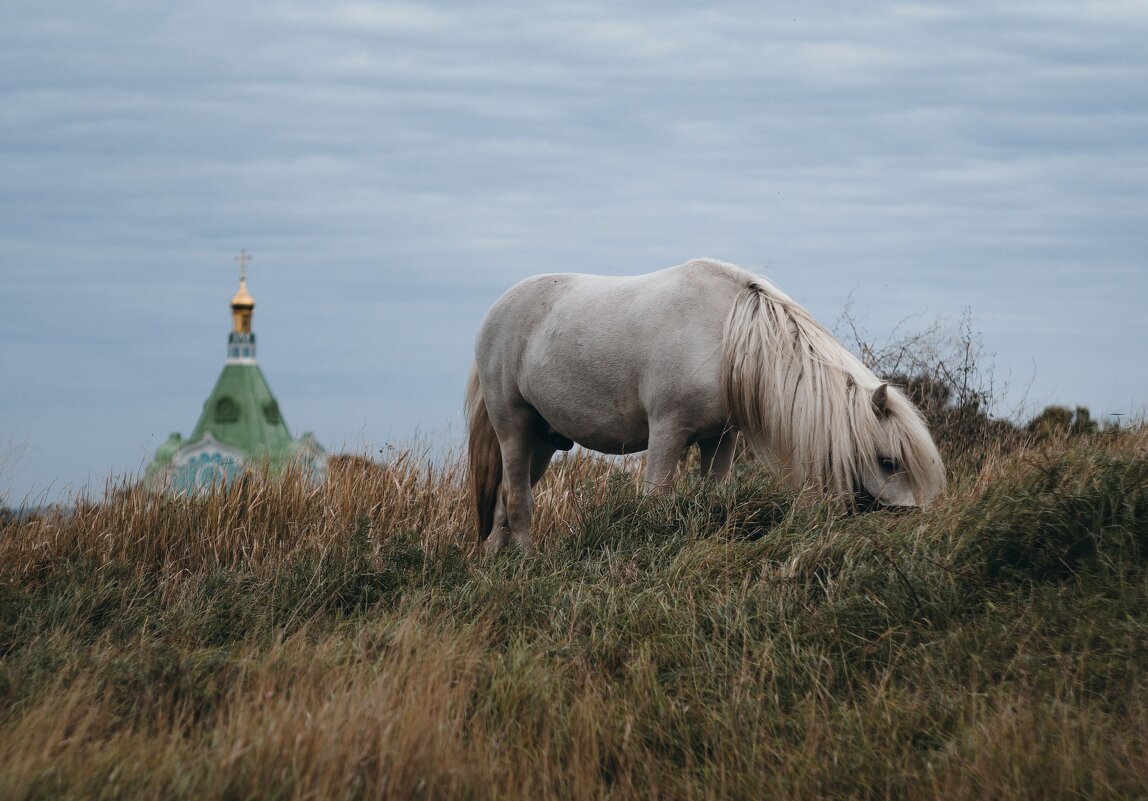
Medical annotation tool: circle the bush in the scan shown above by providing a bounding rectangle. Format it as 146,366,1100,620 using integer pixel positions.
841,308,1018,460
1026,405,1100,438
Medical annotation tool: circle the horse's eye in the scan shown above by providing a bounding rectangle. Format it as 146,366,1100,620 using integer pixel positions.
878,456,902,473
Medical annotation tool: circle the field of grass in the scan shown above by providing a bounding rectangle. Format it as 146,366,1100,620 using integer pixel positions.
1,429,1147,800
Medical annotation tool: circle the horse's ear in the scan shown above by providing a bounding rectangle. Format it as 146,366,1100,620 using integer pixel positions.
871,383,890,417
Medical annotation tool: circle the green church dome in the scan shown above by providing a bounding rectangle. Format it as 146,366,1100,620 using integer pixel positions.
146,251,327,493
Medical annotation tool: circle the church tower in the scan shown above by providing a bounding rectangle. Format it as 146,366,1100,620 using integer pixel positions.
145,251,326,492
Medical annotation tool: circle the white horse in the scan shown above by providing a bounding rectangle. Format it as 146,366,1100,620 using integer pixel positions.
467,259,945,553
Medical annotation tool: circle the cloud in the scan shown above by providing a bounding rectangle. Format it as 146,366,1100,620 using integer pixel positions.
1,0,1146,501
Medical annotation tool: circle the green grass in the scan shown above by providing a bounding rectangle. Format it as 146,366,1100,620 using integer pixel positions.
1,431,1146,799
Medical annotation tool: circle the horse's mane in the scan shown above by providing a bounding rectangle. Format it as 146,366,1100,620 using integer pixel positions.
707,259,945,503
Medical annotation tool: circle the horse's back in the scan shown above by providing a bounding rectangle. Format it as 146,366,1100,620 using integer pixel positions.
478,262,743,376
480,260,746,341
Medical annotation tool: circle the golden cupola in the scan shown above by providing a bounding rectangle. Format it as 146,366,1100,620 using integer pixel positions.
227,249,257,362
230,249,255,334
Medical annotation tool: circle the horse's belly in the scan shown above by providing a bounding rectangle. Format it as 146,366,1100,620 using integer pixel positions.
526,383,650,455
564,428,649,456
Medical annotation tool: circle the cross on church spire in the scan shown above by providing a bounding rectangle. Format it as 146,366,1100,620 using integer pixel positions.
235,248,252,283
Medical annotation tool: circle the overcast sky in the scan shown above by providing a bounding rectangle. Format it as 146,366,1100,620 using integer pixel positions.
2,1,1146,504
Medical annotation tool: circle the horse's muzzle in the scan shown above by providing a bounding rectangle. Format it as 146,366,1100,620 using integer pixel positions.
851,485,916,514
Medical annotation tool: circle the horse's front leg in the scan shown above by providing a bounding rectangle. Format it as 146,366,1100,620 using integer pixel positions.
698,430,738,482
642,422,691,494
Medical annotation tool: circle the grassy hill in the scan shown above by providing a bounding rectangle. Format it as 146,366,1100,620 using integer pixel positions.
1,428,1146,800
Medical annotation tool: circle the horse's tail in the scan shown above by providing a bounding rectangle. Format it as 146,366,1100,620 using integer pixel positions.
466,364,502,543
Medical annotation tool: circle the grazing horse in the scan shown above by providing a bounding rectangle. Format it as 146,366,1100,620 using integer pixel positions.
467,259,945,553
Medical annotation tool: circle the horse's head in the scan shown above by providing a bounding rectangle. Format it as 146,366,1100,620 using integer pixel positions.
854,383,946,510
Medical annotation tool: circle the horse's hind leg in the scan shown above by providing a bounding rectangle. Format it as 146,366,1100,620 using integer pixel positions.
488,440,556,554
486,403,558,555
698,430,738,482
530,441,557,487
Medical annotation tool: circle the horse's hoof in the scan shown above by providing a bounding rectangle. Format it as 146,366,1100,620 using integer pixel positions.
483,531,510,556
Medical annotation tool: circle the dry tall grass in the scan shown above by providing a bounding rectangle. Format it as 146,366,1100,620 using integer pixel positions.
2,428,1147,800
